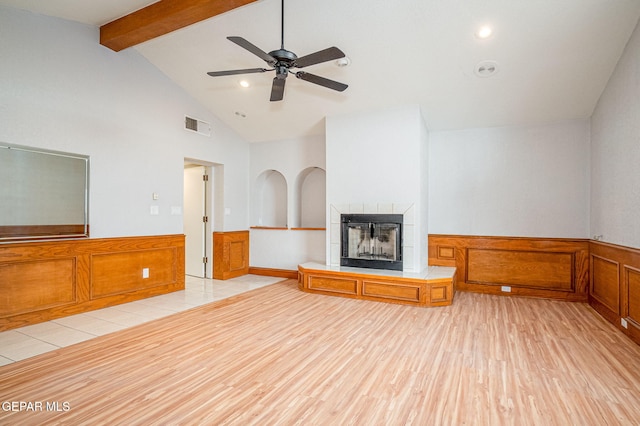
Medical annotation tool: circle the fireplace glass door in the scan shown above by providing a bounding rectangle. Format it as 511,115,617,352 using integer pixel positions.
346,222,398,261
341,214,403,270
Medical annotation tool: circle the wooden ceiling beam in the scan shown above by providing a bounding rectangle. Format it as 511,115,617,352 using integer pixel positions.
100,0,259,52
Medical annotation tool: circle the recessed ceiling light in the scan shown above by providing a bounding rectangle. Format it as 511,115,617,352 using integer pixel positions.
239,80,250,88
476,25,493,39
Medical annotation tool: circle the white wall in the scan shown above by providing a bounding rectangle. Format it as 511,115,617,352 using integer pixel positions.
250,228,326,270
429,120,590,238
326,105,425,204
0,6,250,238
249,135,326,269
590,18,640,249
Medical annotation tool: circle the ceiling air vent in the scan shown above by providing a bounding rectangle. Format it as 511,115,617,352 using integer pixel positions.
474,60,499,78
185,116,211,137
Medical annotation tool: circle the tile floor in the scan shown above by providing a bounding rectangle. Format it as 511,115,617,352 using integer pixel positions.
0,274,283,366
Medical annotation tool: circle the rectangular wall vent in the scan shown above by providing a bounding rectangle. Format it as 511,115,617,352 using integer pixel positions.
185,116,211,137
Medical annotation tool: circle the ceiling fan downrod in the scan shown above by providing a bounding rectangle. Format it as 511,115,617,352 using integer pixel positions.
280,0,285,50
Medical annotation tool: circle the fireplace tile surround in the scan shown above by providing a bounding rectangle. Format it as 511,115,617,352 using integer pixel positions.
330,203,417,272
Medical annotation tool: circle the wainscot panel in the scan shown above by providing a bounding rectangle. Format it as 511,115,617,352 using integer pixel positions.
589,241,640,346
0,258,76,316
590,255,620,314
627,267,640,326
91,248,178,298
213,231,249,280
309,275,359,295
429,235,589,301
0,235,185,331
362,280,422,303
298,263,456,308
467,249,574,291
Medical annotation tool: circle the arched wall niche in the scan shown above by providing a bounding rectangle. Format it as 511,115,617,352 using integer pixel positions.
252,169,287,228
293,167,326,228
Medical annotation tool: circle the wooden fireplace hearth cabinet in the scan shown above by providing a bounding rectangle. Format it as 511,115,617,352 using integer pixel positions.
298,262,456,307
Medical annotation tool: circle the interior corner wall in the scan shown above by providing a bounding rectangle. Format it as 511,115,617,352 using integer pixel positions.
428,119,590,239
0,6,250,238
419,113,429,268
590,17,640,249
249,135,327,270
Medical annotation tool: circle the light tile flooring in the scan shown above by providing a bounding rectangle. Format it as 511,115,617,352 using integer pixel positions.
0,274,283,366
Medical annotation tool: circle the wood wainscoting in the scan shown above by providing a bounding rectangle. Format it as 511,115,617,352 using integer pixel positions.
248,267,298,280
429,235,589,301
0,234,184,331
298,262,456,308
213,231,249,280
589,241,640,346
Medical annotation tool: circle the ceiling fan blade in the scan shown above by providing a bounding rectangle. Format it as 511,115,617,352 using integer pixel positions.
295,71,348,92
227,36,277,66
270,76,286,101
207,68,270,77
293,47,345,68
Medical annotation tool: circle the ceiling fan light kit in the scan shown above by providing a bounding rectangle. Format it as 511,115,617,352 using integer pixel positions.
207,0,348,101
335,57,351,67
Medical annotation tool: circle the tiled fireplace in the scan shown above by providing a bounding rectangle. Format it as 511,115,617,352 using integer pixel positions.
330,203,417,272
326,105,429,274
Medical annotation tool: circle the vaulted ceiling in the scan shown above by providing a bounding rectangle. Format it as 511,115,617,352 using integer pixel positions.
2,0,640,142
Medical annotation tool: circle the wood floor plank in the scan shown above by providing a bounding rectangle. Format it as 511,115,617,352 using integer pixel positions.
1,280,640,424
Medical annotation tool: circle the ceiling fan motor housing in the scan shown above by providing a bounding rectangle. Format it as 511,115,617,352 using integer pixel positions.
269,49,297,65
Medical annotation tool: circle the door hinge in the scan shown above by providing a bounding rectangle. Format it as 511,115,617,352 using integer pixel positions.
203,174,209,181
203,216,208,223
203,257,208,264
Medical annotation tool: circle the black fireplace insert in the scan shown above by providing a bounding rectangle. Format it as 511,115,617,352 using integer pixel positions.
340,213,403,271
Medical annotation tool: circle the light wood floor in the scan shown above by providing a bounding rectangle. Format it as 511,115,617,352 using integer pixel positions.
1,279,640,425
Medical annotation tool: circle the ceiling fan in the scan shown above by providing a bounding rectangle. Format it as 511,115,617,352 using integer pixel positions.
206,0,348,101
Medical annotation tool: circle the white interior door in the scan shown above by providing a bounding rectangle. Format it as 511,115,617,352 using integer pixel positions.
184,165,206,277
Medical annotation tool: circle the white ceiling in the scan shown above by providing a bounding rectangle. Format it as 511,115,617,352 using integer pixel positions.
3,0,640,142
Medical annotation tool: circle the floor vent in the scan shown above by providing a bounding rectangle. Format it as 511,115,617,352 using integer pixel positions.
185,116,211,137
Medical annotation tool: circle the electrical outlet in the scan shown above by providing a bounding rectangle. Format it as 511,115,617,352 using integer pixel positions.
501,286,512,293
621,318,628,329
142,268,149,279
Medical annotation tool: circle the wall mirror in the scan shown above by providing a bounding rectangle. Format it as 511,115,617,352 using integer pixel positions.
0,143,89,241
